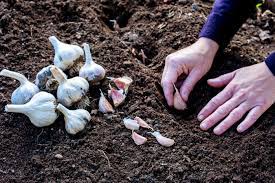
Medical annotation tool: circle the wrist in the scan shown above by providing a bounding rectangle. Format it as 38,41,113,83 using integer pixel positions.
194,37,219,59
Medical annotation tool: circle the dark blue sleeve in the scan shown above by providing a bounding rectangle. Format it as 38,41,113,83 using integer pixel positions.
199,0,257,47
265,53,275,75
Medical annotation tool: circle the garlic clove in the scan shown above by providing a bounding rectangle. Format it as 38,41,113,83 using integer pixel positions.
49,36,84,71
35,65,66,91
0,69,39,104
132,131,147,145
123,118,140,130
134,117,154,130
108,76,133,93
173,84,187,111
79,43,106,84
51,67,89,107
5,92,58,127
108,84,126,107
99,89,114,113
151,131,175,147
56,104,91,135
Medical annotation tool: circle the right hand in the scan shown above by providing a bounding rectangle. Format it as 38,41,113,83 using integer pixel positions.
161,37,219,106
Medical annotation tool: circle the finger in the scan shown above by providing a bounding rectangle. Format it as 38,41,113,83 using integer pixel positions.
207,71,236,88
198,85,233,121
199,91,245,131
237,106,265,133
179,69,201,101
161,65,179,106
213,102,250,135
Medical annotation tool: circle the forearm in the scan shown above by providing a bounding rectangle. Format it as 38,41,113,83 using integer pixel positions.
199,0,257,47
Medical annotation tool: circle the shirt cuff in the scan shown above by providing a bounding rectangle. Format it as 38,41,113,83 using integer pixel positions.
265,52,275,75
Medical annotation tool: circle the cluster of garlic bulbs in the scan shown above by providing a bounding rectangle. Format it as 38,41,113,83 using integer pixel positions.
123,117,175,147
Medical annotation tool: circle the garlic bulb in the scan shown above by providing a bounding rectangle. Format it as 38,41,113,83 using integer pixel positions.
35,65,67,91
79,43,106,84
132,131,147,145
108,84,126,107
151,131,175,147
56,104,91,135
49,36,84,71
5,92,58,127
51,67,89,107
108,76,133,94
0,69,39,104
134,117,153,130
99,89,114,113
123,118,140,130
173,84,187,110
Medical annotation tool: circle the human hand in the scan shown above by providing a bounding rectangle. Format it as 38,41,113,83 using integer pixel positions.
161,38,219,107
198,62,275,135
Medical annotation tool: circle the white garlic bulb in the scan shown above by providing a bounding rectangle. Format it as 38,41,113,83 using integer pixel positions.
123,118,140,130
132,131,147,145
49,36,84,71
151,131,175,147
56,104,91,135
5,92,58,127
51,67,89,107
79,43,106,84
98,89,114,113
0,69,39,104
35,65,67,91
173,84,187,111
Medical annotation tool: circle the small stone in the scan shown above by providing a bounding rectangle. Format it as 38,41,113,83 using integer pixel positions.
259,30,272,42
91,109,98,115
54,154,63,159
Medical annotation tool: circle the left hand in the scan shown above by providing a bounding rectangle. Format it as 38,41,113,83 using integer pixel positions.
198,62,275,135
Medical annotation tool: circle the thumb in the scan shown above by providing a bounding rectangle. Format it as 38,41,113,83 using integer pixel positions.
207,71,236,88
180,69,201,101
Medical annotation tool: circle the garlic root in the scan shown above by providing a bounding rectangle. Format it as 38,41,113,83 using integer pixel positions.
57,104,91,135
0,69,39,104
5,92,58,127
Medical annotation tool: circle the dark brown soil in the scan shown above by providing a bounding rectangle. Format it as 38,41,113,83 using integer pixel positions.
0,0,274,182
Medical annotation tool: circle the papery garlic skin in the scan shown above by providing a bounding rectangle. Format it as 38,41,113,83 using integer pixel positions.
108,85,126,107
79,43,106,84
5,92,58,127
108,76,133,93
132,131,147,145
49,36,84,71
56,104,91,135
134,117,153,130
0,69,39,104
99,89,114,113
173,84,187,111
51,67,89,107
35,65,67,91
123,118,140,130
151,132,175,147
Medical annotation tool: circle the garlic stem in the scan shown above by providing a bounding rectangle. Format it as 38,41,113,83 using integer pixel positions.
5,104,28,113
49,36,60,51
0,69,28,85
50,67,67,84
83,43,94,65
56,104,69,116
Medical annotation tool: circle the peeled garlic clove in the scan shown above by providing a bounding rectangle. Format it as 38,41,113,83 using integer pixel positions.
108,76,133,93
108,84,126,107
99,89,114,113
56,104,91,135
0,69,39,104
132,131,147,145
35,65,66,91
5,92,58,127
134,117,153,130
123,118,140,130
51,67,89,107
79,43,106,84
49,36,84,71
151,131,175,147
173,84,187,111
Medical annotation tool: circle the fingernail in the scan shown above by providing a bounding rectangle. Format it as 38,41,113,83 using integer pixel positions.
213,127,222,135
198,115,204,121
200,122,208,130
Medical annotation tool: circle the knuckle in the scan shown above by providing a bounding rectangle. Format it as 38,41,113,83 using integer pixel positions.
165,55,174,64
216,107,227,116
209,98,219,107
231,110,243,119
